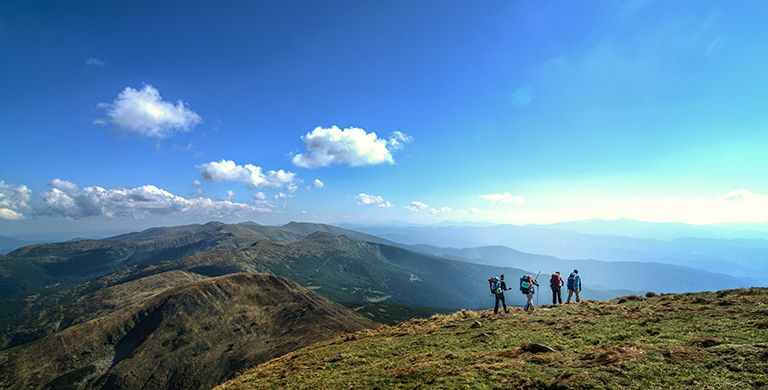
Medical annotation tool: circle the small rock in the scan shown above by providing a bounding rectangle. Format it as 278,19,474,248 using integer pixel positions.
470,320,483,329
521,343,557,353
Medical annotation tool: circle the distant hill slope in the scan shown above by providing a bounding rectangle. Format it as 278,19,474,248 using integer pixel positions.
412,244,755,293
0,270,206,350
0,235,31,255
351,224,768,282
219,288,768,389
0,273,375,390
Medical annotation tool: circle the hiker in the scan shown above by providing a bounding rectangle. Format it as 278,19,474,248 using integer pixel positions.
567,269,582,303
550,271,564,305
489,274,510,314
520,275,540,312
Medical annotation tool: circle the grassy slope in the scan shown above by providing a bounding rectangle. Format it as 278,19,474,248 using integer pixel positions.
220,288,768,389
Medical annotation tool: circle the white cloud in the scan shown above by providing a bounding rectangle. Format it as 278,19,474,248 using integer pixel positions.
224,190,235,201
292,126,411,168
388,131,413,150
51,178,79,192
254,192,266,201
0,208,24,220
86,57,105,66
313,179,325,189
103,85,201,138
722,189,768,202
198,160,297,189
405,200,429,213
429,207,453,215
0,180,32,220
191,179,202,186
38,181,269,219
355,193,392,208
479,192,525,206
275,192,292,200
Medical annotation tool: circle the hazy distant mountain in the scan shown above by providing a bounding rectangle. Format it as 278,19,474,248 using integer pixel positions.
0,273,374,389
412,244,756,293
0,236,31,255
538,218,768,240
350,224,768,283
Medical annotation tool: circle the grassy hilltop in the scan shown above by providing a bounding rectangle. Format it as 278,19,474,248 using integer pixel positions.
220,288,768,389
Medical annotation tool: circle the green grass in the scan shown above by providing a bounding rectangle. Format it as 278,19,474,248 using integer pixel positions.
219,288,768,389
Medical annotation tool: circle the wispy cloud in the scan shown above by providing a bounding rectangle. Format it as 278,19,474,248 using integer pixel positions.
405,200,429,213
428,206,453,215
479,192,525,206
86,57,105,66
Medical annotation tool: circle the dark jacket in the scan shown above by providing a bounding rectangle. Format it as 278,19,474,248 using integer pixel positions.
567,273,582,290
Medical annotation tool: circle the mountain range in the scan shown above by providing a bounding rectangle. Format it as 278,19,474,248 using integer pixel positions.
0,220,762,389
349,223,768,283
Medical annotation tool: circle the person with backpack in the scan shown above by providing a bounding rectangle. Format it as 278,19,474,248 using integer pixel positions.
488,274,510,314
520,274,540,312
566,269,582,303
550,271,564,305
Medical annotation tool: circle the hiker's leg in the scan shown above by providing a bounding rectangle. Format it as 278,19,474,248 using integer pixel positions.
501,294,508,313
494,295,500,314
552,288,557,305
528,293,535,312
575,290,581,303
567,289,573,303
558,288,563,304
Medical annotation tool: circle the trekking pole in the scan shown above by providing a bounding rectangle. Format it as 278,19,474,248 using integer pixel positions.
535,271,541,307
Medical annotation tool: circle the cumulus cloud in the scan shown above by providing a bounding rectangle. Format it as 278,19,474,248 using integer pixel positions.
479,192,525,206
292,126,411,168
313,179,325,189
198,160,297,189
0,180,32,220
405,200,429,213
355,193,392,208
38,180,269,219
254,192,267,201
86,57,105,66
103,85,201,138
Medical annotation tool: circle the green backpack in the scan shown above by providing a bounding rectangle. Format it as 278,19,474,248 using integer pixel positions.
520,276,532,293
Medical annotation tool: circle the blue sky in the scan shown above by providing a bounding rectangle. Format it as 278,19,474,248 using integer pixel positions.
1,1,768,234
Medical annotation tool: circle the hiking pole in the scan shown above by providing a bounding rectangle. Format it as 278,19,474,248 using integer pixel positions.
535,271,541,307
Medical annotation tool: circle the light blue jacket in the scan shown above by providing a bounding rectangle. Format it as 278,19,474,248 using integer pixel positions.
567,273,581,290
